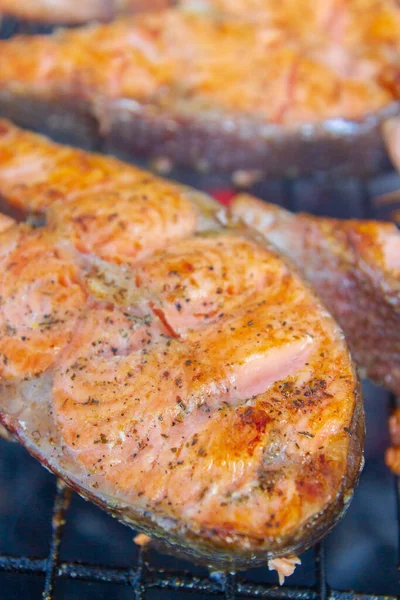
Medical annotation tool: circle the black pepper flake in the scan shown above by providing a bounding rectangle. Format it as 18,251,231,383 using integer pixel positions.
176,302,182,312
94,433,108,444
298,431,314,438
185,359,192,366
83,397,99,406
176,397,186,411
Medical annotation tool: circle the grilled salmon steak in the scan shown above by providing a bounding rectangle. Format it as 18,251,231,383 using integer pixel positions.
0,2,399,176
0,124,363,570
231,195,400,398
0,118,215,225
0,0,172,23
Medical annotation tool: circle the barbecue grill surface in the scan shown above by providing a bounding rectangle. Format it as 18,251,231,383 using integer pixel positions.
0,15,399,600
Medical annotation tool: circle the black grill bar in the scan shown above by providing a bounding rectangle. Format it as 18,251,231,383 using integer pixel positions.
42,480,72,600
0,552,399,600
0,556,47,574
223,572,236,599
316,543,328,600
129,546,147,600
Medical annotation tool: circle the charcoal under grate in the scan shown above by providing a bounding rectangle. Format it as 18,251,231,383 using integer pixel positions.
0,16,399,600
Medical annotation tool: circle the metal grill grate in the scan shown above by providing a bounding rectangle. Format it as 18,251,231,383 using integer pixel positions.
0,477,397,600
0,15,399,600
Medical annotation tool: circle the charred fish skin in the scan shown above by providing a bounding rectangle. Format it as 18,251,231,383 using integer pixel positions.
0,3,399,177
0,123,364,570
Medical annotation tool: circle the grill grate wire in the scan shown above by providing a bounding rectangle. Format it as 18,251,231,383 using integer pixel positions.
0,15,399,600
